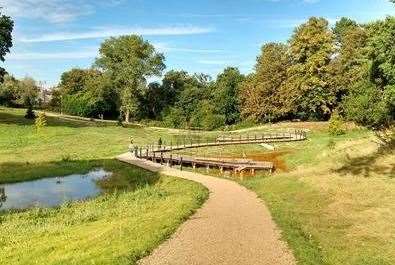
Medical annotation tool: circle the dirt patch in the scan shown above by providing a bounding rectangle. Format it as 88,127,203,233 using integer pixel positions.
246,151,291,172
218,150,292,172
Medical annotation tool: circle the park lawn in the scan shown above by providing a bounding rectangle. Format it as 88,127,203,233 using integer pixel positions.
0,107,213,183
177,126,395,265
241,128,395,265
0,160,208,265
0,107,208,264
1,106,394,265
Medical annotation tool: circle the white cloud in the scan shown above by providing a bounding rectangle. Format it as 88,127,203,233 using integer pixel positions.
7,51,97,60
0,0,93,23
18,26,215,43
7,43,222,61
154,43,223,54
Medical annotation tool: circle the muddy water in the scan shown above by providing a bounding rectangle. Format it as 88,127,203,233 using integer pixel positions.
220,150,292,172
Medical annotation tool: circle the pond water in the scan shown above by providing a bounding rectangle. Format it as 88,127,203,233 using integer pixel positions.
0,169,113,211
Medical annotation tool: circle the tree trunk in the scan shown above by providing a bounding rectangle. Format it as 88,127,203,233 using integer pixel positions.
125,109,130,123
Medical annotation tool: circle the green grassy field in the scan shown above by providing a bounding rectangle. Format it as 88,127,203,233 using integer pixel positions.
1,107,394,265
0,107,208,264
185,125,395,265
169,121,394,264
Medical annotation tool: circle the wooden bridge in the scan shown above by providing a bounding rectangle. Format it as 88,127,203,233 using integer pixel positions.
131,130,307,177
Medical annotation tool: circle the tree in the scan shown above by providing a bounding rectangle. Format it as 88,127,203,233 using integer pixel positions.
143,82,166,119
161,70,190,106
342,17,395,128
95,35,165,122
19,77,39,119
285,17,336,120
343,81,393,129
240,43,290,122
330,20,369,101
213,67,244,125
333,17,358,44
0,12,13,82
0,74,18,106
59,68,99,95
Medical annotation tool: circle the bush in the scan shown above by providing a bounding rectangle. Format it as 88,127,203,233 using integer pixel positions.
343,81,392,129
162,107,187,128
328,111,345,136
35,112,47,131
24,104,36,119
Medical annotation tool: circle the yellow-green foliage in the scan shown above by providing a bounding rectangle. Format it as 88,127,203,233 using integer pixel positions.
329,111,345,136
34,112,47,131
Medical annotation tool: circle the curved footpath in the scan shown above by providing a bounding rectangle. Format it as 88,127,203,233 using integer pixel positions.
117,153,296,265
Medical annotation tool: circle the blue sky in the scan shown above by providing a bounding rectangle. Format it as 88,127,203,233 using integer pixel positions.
1,0,395,87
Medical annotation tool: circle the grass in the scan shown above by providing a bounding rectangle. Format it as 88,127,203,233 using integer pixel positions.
176,124,395,265
0,107,209,264
0,160,208,265
240,129,395,265
1,106,394,265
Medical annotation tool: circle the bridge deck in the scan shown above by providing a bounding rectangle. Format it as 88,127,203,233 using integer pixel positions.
132,131,306,175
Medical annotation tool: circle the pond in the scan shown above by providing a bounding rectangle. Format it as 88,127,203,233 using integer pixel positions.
0,169,113,211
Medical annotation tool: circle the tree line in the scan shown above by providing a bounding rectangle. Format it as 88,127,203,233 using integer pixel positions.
0,11,394,130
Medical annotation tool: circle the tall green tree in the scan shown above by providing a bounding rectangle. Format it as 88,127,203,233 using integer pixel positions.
0,74,18,106
240,43,290,122
213,67,244,125
333,17,358,44
95,35,165,122
0,12,13,82
59,68,100,95
330,20,369,100
285,17,336,120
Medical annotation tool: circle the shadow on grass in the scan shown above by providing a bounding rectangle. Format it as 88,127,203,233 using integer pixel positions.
0,110,146,129
335,134,395,178
0,111,114,128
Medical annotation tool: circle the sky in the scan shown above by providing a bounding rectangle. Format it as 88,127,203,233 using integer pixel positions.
1,0,395,87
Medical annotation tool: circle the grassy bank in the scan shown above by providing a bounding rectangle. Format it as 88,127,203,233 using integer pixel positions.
241,129,395,265
1,107,394,265
0,107,208,264
0,160,208,265
176,125,395,265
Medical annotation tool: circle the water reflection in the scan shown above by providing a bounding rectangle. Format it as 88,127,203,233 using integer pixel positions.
0,169,112,211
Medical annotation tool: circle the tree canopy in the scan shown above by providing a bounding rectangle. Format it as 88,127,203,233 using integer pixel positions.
2,15,391,130
95,35,165,122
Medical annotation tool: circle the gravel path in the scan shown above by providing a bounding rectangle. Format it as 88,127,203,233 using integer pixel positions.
117,153,296,265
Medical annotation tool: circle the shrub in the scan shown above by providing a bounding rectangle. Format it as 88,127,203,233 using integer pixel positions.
24,104,36,119
343,81,392,129
328,111,345,136
162,107,187,128
35,112,47,131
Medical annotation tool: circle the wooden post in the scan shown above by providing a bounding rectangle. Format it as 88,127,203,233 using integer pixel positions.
146,148,149,159
180,157,183,171
169,154,173,167
139,148,142,158
160,152,163,165
153,152,156,162
251,168,255,176
134,146,138,157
